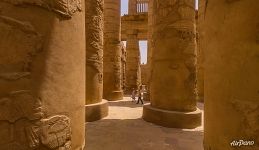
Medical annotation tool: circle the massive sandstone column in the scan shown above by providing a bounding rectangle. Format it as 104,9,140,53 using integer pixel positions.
146,0,153,101
121,42,127,90
85,0,108,122
143,0,201,129
0,0,85,149
197,0,205,102
204,0,259,149
103,0,123,100
125,30,142,94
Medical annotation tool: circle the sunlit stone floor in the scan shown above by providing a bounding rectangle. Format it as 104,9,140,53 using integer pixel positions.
85,97,204,150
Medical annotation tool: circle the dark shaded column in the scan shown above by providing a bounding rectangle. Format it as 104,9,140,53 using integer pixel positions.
103,0,124,101
85,0,108,122
143,0,201,129
204,0,259,149
197,0,205,102
125,30,141,94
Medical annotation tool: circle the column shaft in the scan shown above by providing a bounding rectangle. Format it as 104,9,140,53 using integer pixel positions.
85,0,108,122
125,32,141,93
103,0,123,100
0,1,85,149
204,0,259,149
143,0,201,129
146,0,154,101
197,0,205,102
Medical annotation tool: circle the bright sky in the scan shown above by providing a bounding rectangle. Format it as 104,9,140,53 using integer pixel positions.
120,0,198,64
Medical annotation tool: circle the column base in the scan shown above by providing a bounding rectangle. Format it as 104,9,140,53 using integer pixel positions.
143,104,202,129
105,90,123,101
143,92,150,101
85,99,108,122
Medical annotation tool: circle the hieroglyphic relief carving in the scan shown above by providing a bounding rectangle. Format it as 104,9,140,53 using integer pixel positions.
0,91,72,150
0,0,82,18
231,99,259,142
153,0,197,98
40,115,72,150
0,15,72,150
0,15,42,74
86,0,104,83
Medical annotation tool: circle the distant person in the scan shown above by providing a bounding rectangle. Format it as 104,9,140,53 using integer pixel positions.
131,88,136,102
136,89,144,105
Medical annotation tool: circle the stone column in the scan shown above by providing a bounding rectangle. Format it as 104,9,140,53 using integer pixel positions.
125,31,142,94
146,0,153,101
121,42,127,90
197,0,205,102
143,0,201,129
103,0,124,101
128,0,137,15
0,1,85,149
204,0,259,149
85,0,108,122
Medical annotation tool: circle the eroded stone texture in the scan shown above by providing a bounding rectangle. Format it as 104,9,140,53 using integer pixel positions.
103,0,123,100
0,1,85,149
0,0,82,18
197,0,205,102
143,0,201,129
120,42,126,90
204,0,259,149
146,0,153,101
85,0,108,122
128,0,137,15
125,31,142,93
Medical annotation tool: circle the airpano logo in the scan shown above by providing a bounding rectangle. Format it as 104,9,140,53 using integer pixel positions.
230,140,255,147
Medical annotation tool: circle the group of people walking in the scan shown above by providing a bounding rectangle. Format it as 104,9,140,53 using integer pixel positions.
131,87,144,105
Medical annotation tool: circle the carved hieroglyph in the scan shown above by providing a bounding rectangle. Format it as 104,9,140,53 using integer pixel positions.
150,0,197,111
103,0,123,100
0,0,82,18
0,91,72,150
0,0,85,149
85,0,104,104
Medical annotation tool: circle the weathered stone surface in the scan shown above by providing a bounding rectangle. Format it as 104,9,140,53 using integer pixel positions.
125,31,142,94
128,0,137,15
0,0,82,18
121,14,148,41
146,0,153,101
143,0,201,129
85,0,104,105
120,42,126,90
0,1,85,149
85,0,108,122
85,100,109,122
103,0,123,101
204,0,259,149
197,0,205,102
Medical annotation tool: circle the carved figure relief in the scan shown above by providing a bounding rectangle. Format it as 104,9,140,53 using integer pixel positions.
0,91,72,150
0,0,82,18
86,0,104,83
0,15,72,150
0,15,42,75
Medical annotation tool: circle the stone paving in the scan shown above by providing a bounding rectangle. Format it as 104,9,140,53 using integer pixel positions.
85,97,204,150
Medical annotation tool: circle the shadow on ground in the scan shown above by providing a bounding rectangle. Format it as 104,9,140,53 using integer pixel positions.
85,118,203,150
108,99,149,108
85,98,204,150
